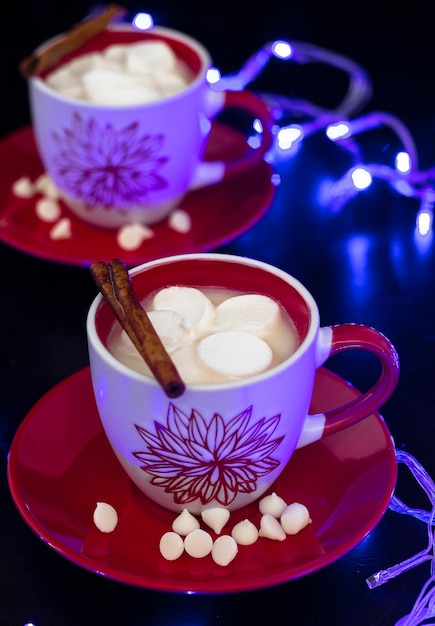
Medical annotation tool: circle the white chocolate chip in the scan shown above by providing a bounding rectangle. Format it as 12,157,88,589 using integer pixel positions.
93,502,118,533
159,531,185,560
12,176,35,198
117,222,154,250
34,174,61,198
168,208,192,233
231,519,259,545
50,217,72,240
201,507,230,534
211,535,238,566
35,197,61,222
172,509,200,536
184,528,213,558
259,492,287,517
259,513,286,541
280,502,312,535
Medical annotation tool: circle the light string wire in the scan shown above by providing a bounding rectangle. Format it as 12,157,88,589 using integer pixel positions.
210,38,435,236
367,450,435,625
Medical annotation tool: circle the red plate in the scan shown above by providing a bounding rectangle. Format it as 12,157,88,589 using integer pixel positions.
7,366,397,593
0,125,275,266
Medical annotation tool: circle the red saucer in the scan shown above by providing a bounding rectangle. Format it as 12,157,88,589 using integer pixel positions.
7,366,397,593
0,124,275,266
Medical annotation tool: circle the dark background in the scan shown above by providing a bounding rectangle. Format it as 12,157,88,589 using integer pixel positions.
2,2,435,625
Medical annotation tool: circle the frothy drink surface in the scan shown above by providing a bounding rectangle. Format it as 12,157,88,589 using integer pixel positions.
108,286,299,384
45,40,193,104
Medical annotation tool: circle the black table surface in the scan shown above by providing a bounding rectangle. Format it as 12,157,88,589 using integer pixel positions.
2,2,435,625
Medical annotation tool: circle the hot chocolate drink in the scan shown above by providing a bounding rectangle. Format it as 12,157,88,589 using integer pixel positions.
44,40,194,104
108,285,299,384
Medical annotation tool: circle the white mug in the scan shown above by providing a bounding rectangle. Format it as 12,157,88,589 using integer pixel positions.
86,253,400,514
27,25,274,228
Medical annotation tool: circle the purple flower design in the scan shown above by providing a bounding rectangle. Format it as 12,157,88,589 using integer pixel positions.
133,403,283,506
52,112,169,210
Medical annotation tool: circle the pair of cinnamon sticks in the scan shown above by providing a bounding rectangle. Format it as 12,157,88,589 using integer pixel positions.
90,259,185,399
19,4,126,78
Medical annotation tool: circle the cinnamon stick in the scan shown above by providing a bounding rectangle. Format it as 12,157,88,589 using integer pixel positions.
90,259,186,399
19,4,127,78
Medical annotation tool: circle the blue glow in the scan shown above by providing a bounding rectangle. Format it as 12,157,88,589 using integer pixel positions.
247,135,261,149
253,119,264,134
346,235,370,287
326,122,351,140
206,68,221,84
271,40,293,59
391,177,415,197
271,172,282,186
132,13,154,30
414,223,433,253
198,112,212,135
351,167,372,190
395,151,411,173
277,125,303,150
416,210,432,236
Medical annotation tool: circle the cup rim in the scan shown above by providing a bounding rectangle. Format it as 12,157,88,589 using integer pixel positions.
86,252,321,390
30,24,211,108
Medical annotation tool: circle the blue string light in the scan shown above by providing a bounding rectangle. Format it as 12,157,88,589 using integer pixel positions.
206,37,435,240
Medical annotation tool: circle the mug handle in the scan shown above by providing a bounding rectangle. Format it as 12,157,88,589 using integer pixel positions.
189,90,275,189
296,323,400,448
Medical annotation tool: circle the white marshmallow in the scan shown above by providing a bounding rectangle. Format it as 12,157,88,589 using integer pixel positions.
125,41,177,74
171,346,213,384
68,52,102,75
151,286,215,334
116,309,193,359
103,44,129,63
197,331,273,379
82,69,161,105
148,309,195,354
46,65,81,90
215,294,282,338
154,70,189,96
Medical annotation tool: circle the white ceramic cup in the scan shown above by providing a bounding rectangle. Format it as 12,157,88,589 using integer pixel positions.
27,25,274,228
86,253,400,513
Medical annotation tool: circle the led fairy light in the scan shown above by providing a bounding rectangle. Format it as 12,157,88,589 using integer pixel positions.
210,38,373,159
132,12,435,238
208,34,435,239
324,108,435,238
